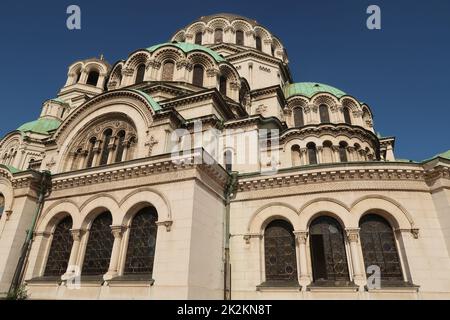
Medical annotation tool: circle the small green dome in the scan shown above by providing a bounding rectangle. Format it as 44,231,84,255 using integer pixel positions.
17,118,62,135
146,42,226,63
284,82,347,99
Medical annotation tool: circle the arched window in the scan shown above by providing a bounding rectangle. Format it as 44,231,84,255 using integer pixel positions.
71,148,82,171
195,31,203,45
161,60,175,81
214,28,223,43
343,107,352,125
44,216,73,276
339,142,348,162
236,30,244,45
75,70,82,83
291,145,301,166
115,131,126,163
255,36,262,51
135,63,146,84
264,220,297,282
82,212,114,275
219,75,227,95
224,150,233,172
293,107,304,127
0,193,5,216
360,214,403,283
319,104,330,123
99,129,113,166
307,142,317,165
86,71,99,86
124,207,158,275
28,158,35,169
86,137,97,168
310,216,350,283
192,64,204,87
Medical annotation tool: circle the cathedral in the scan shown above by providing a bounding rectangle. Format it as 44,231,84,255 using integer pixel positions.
0,13,450,300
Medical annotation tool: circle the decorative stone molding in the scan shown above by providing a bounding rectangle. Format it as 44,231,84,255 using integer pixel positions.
145,136,159,156
243,233,262,244
293,231,308,244
206,68,220,77
111,225,126,238
121,68,134,76
70,229,83,241
156,220,173,232
345,228,360,242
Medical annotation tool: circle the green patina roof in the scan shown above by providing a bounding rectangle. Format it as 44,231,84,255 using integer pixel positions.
284,82,347,99
0,164,20,174
146,42,226,63
435,150,450,160
17,118,62,135
130,89,161,112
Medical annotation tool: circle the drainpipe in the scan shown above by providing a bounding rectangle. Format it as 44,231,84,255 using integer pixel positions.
8,170,52,296
224,172,238,300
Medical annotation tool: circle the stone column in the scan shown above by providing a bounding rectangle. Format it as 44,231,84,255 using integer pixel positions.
62,229,83,280
121,142,129,162
106,140,116,165
346,228,364,286
104,225,125,280
294,231,311,286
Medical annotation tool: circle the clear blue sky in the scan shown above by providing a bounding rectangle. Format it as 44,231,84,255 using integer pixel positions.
0,0,449,161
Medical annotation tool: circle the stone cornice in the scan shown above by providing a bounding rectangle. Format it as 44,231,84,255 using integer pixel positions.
237,163,427,194
49,148,228,192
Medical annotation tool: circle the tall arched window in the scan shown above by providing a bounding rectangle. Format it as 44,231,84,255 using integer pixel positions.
307,142,318,165
339,142,348,162
99,129,113,166
236,30,244,45
192,64,204,87
44,216,73,276
86,137,97,168
195,31,203,45
0,193,5,216
293,107,304,127
255,36,262,51
219,75,227,95
115,131,126,163
343,107,352,125
310,216,350,283
319,104,330,123
224,150,233,172
161,60,175,81
86,71,99,86
82,212,114,275
135,63,146,84
124,207,158,275
75,70,82,83
264,220,297,282
214,28,223,43
291,145,301,166
360,214,403,283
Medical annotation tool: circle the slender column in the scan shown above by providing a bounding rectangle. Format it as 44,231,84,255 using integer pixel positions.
106,140,116,164
346,228,364,286
104,225,125,280
294,231,311,286
61,229,83,280
121,142,129,162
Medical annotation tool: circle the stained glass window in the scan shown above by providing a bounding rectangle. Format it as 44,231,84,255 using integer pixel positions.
124,207,158,275
310,216,350,283
339,142,348,162
343,107,352,125
264,220,297,281
293,108,304,127
135,64,145,84
236,30,244,45
360,214,403,282
193,65,204,87
319,104,330,123
115,131,126,163
214,28,223,43
307,142,317,165
162,61,175,81
99,129,112,166
219,76,227,95
44,216,73,276
255,36,262,51
195,32,202,45
82,212,114,276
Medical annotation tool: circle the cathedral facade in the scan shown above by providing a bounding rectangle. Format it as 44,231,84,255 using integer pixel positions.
1,13,450,300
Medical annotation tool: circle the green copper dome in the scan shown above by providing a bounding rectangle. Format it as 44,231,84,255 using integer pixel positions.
284,82,347,99
147,42,226,63
17,118,62,135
